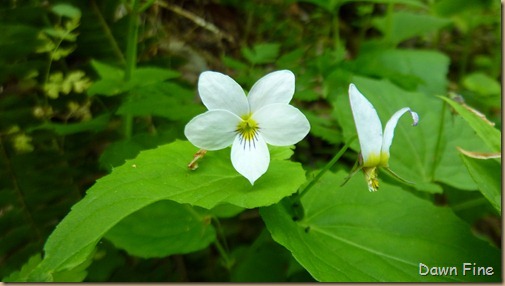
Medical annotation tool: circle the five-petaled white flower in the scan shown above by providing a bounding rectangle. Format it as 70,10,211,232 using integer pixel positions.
345,83,419,192
184,70,310,185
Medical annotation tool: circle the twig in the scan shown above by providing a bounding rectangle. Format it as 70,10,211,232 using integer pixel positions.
157,1,234,42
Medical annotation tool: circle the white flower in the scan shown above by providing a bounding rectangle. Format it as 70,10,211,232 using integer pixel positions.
184,70,310,185
347,83,419,192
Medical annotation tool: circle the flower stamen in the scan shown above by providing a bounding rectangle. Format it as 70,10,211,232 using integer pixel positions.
236,114,259,150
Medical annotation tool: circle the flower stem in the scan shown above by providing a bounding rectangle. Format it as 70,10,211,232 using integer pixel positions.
298,135,357,199
123,0,139,139
430,100,447,179
211,216,233,270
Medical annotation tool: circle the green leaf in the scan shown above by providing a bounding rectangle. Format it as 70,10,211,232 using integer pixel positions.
42,27,77,41
116,82,204,121
434,0,494,16
459,154,501,213
29,114,110,135
333,77,487,192
27,140,306,280
90,60,124,80
88,61,180,97
230,230,292,282
261,171,501,282
241,43,280,65
304,110,342,144
296,0,425,13
209,203,244,218
105,200,216,258
131,67,180,84
3,254,42,282
373,12,451,45
351,48,449,94
440,97,500,153
99,130,178,171
51,4,81,19
462,72,501,97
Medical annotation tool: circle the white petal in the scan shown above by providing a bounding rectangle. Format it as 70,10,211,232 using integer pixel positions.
381,107,419,158
184,110,240,150
253,103,310,146
198,71,249,115
231,134,270,185
248,70,295,112
348,83,383,167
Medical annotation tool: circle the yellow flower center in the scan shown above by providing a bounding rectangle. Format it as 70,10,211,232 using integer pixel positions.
362,152,390,168
236,113,259,147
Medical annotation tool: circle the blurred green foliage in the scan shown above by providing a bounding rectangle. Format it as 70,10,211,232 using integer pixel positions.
0,0,500,282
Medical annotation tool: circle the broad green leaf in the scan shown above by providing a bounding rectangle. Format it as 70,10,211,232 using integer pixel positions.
440,97,500,153
261,171,501,282
333,77,487,192
26,140,305,280
99,130,178,171
373,12,451,45
459,154,501,213
105,200,216,258
209,203,244,218
351,49,449,94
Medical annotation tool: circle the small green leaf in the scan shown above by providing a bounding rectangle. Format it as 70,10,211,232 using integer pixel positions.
42,28,77,41
131,67,179,84
242,43,281,65
88,63,180,97
462,72,500,97
440,96,500,153
90,60,124,80
29,114,110,135
51,4,81,19
261,171,501,282
3,254,42,282
105,200,216,258
459,154,501,213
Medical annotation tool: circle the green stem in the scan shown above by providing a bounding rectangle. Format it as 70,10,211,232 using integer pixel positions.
332,4,341,51
123,0,140,139
430,101,446,179
212,216,232,270
90,0,126,66
384,0,395,46
298,135,357,199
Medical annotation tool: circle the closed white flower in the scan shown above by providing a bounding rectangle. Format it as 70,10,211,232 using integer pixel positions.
185,70,310,185
348,83,419,192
